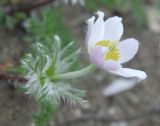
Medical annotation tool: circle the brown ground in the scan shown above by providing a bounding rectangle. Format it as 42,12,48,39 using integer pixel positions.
0,6,160,126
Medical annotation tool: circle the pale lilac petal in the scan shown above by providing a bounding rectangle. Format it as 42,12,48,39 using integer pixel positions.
86,16,95,45
89,46,107,66
88,11,105,50
103,78,137,96
103,68,147,96
103,61,121,71
104,16,123,41
118,38,139,63
109,68,147,80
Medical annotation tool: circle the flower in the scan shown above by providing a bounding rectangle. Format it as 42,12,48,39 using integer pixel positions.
86,11,147,95
103,78,139,96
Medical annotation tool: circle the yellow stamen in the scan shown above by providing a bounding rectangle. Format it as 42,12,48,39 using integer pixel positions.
96,40,111,47
96,40,120,61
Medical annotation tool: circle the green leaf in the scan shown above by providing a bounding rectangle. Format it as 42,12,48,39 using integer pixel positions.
25,6,72,45
22,37,85,107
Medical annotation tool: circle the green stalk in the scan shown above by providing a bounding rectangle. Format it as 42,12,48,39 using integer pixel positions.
34,102,57,126
52,64,96,80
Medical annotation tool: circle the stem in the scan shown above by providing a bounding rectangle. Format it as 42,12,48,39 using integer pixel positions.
53,64,97,80
34,102,57,126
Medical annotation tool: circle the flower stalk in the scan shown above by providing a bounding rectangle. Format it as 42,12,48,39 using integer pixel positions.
52,64,96,81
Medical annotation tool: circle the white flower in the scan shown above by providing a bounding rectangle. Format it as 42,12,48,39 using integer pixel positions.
103,78,139,96
86,11,147,96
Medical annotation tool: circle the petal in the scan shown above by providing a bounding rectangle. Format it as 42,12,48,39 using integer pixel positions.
109,68,147,80
87,11,105,50
118,38,139,63
89,46,107,66
104,16,123,41
104,68,147,96
86,16,95,45
103,61,121,71
103,78,137,96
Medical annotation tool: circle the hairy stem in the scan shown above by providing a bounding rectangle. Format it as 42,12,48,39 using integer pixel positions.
53,64,97,80
34,102,57,126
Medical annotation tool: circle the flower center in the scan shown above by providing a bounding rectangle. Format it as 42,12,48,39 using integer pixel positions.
96,40,120,61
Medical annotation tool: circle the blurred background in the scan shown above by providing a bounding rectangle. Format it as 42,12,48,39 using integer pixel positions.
0,0,160,126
